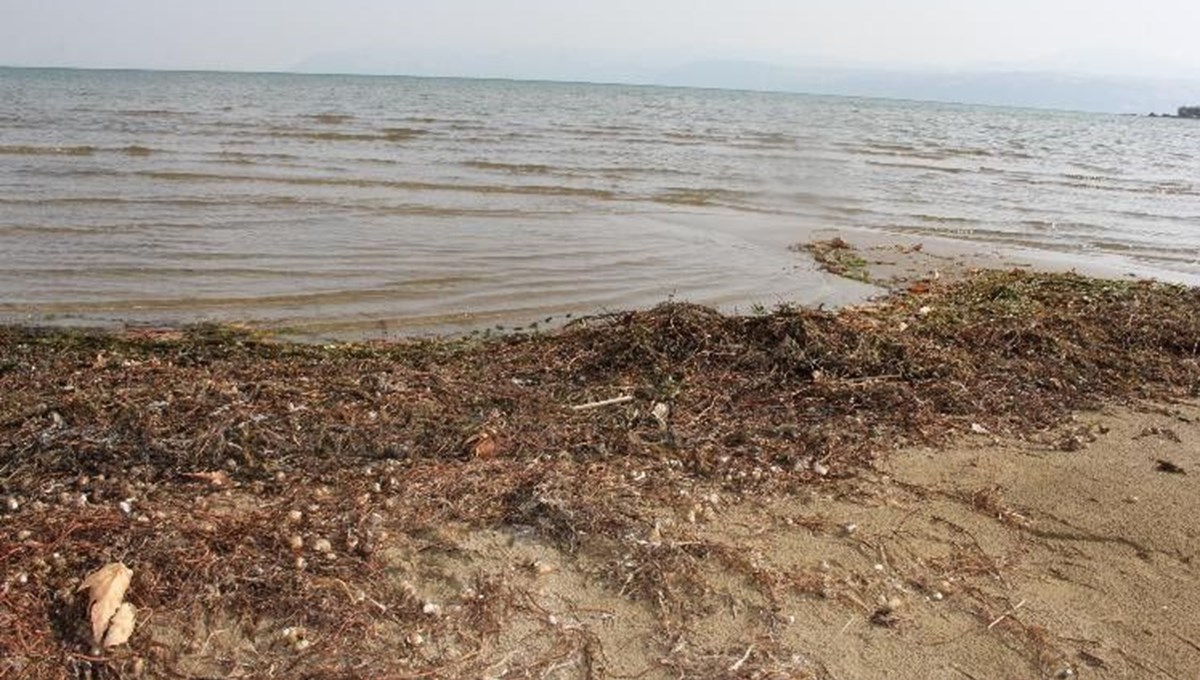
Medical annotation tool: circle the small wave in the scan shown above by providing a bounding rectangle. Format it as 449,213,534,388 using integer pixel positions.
214,150,302,164
652,187,752,207
369,205,566,218
117,109,185,117
731,132,796,149
0,196,132,206
305,113,354,125
1146,181,1195,196
1070,163,1120,175
909,214,975,225
0,224,103,236
556,124,644,139
262,127,428,142
837,140,926,156
134,170,616,199
17,280,502,314
865,160,968,174
1083,239,1136,253
1019,219,1061,232
123,145,154,157
0,196,257,208
380,127,427,139
842,145,946,161
939,146,994,158
463,161,557,175
1015,175,1197,197
659,131,725,145
4,265,395,279
0,145,96,156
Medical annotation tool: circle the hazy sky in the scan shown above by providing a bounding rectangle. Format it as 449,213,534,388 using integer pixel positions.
3,0,1200,76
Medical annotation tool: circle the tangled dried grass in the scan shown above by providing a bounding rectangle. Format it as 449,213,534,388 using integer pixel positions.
1,270,1198,677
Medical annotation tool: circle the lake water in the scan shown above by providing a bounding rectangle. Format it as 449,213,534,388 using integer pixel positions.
2,67,1198,339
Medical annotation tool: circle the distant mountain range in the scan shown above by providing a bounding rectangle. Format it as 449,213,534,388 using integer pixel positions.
291,50,1200,115
655,60,1200,114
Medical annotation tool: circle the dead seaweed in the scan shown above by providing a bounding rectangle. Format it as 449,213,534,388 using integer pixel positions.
794,238,871,282
1,270,1199,677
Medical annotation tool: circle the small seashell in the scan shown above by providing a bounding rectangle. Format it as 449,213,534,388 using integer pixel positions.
812,462,830,477
293,638,311,652
4,496,19,512
312,538,332,553
16,530,32,541
286,509,303,523
651,402,670,429
288,535,303,550
281,626,303,642
422,602,442,617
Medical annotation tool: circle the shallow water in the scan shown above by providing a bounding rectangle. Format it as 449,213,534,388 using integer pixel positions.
2,68,1198,339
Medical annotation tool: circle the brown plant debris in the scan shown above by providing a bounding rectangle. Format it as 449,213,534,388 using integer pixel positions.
793,237,873,282
1,270,1199,678
77,562,133,647
1155,459,1187,474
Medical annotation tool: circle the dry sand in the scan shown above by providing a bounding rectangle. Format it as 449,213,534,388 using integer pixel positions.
137,402,1200,679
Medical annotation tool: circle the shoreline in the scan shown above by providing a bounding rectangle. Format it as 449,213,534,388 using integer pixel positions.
8,225,1199,346
2,268,1199,678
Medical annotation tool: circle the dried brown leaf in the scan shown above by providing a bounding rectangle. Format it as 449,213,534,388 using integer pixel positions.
78,562,132,645
466,431,498,459
102,602,136,647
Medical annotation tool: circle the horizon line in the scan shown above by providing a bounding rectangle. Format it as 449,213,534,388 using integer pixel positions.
0,63,1169,116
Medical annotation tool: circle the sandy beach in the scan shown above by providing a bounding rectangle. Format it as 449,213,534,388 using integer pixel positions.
2,246,1199,679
